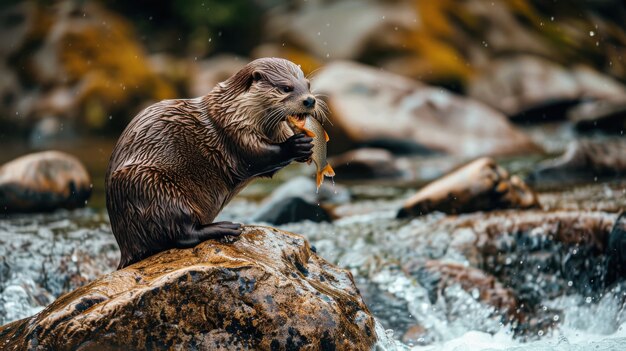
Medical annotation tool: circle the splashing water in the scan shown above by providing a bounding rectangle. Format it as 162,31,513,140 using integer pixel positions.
1,181,626,351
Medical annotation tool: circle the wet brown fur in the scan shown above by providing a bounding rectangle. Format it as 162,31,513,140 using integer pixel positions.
105,58,327,268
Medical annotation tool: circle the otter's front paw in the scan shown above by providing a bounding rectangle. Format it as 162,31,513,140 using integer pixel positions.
280,133,313,162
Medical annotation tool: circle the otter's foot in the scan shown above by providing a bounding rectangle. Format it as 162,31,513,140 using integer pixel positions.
175,221,242,248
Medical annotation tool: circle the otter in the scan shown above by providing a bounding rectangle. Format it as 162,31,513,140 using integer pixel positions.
105,58,327,269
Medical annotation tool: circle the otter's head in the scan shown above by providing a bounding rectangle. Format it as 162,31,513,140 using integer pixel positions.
213,57,327,138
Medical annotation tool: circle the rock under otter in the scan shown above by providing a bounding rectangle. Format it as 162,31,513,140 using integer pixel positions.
0,226,377,350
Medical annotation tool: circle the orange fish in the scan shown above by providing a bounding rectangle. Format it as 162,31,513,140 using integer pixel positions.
288,115,335,188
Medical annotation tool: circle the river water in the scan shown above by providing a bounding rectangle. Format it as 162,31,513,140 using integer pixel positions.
1,129,625,350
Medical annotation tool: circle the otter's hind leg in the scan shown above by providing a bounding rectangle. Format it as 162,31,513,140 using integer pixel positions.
174,221,242,248
108,165,242,268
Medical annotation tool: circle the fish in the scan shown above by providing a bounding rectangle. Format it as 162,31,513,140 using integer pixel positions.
288,115,335,188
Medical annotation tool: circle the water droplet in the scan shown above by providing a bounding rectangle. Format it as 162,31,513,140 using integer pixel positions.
589,31,595,37
568,281,573,287
553,315,560,321
585,296,592,303
538,330,544,336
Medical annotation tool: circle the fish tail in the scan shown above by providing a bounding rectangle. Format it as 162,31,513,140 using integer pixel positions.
316,164,335,188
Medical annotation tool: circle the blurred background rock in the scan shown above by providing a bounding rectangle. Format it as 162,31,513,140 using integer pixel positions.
2,0,625,136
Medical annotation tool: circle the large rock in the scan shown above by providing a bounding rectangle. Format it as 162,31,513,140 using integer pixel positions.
528,139,626,186
0,226,377,350
0,151,91,213
312,61,541,157
397,157,539,217
468,56,626,121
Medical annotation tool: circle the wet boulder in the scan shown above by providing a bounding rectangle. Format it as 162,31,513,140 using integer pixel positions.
528,139,626,186
398,157,539,217
468,56,626,122
0,151,91,213
0,226,376,350
312,61,541,157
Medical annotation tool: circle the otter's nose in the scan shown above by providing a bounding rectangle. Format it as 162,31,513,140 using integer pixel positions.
303,96,316,108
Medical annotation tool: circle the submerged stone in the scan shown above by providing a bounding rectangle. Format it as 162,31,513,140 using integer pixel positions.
253,196,332,225
0,226,376,350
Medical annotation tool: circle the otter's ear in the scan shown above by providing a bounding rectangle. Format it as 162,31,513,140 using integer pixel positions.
252,71,263,82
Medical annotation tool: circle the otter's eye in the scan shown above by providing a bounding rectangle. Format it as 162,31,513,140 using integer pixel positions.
281,86,293,93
